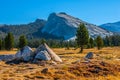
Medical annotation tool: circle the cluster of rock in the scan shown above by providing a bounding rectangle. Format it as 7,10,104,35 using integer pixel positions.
0,43,62,64
0,43,95,65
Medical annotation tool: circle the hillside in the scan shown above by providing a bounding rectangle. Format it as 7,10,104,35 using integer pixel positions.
0,19,46,38
0,19,62,39
100,21,120,34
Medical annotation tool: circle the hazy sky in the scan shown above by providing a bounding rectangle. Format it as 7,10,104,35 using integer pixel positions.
0,0,119,25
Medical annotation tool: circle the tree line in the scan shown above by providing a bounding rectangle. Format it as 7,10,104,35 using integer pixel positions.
0,24,120,52
76,23,120,53
0,33,27,50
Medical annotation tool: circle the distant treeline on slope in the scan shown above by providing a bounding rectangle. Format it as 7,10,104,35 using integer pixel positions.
0,19,64,40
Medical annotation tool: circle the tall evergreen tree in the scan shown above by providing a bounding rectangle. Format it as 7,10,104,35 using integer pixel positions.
19,35,27,48
2,40,5,50
76,23,89,53
89,38,94,48
104,36,111,47
96,36,104,50
0,39,2,50
5,33,14,50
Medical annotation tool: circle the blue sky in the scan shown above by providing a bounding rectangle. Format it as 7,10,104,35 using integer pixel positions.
0,0,119,25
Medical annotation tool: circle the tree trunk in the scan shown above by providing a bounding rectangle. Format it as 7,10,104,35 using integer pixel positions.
80,45,83,53
98,47,101,50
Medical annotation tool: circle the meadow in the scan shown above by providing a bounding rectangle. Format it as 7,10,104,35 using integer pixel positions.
0,47,120,80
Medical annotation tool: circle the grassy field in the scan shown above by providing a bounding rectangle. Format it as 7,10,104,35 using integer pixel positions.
0,47,120,80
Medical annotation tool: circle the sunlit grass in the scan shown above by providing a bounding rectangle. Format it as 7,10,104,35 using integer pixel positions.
0,47,120,79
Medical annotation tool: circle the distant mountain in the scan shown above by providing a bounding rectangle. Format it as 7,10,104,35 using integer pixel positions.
100,21,120,33
0,12,113,40
0,19,62,39
42,12,113,40
0,19,46,39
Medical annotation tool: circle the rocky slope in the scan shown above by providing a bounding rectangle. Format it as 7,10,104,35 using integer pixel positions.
42,12,113,40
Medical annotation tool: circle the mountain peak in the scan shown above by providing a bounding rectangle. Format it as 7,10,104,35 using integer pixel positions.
35,19,46,23
42,12,113,40
50,12,67,15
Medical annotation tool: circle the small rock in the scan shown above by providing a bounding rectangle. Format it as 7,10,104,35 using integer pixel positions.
41,68,48,74
85,52,93,59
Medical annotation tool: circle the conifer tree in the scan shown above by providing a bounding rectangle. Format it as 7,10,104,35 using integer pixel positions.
0,39,2,50
76,23,89,53
19,35,27,49
2,40,5,50
96,36,104,50
5,33,14,50
41,38,46,44
89,38,94,48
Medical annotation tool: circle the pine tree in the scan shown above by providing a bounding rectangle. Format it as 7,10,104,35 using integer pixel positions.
76,23,89,53
19,35,27,49
0,39,2,50
104,36,111,47
41,38,46,44
89,38,94,48
5,33,14,50
2,40,5,50
96,36,104,50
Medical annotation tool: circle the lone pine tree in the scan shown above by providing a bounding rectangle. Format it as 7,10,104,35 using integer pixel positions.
76,23,89,53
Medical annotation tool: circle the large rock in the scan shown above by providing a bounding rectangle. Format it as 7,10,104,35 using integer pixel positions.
44,43,62,62
5,44,62,64
15,46,33,62
35,50,51,60
85,52,93,59
0,54,15,61
34,43,62,62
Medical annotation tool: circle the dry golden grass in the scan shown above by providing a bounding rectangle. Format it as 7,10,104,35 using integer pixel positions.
0,50,16,55
0,47,120,80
